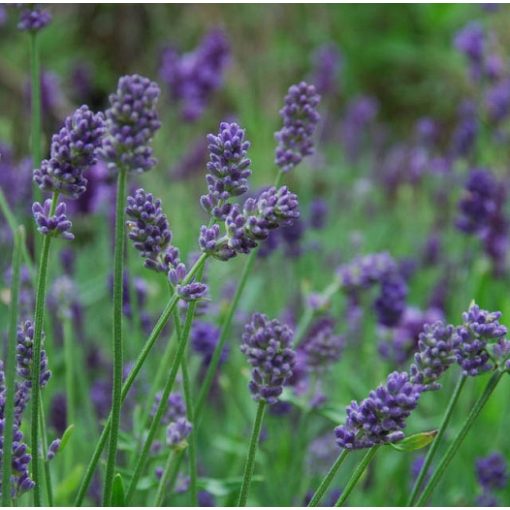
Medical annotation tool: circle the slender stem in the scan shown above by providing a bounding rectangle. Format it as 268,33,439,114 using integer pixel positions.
154,448,177,506
125,294,200,502
30,31,42,202
293,307,315,347
0,189,35,281
194,250,256,422
237,400,266,506
73,255,207,506
103,167,127,506
31,192,58,507
63,314,75,472
176,310,198,506
407,374,467,505
39,400,53,506
415,370,504,506
2,227,23,506
335,445,380,506
307,449,350,507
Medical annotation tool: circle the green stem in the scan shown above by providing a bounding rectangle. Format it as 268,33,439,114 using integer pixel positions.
307,449,350,507
125,294,200,502
335,445,380,506
2,227,23,506
0,189,35,282
72,256,207,506
154,448,177,506
31,192,58,507
407,374,467,506
292,307,315,347
63,314,75,472
103,167,127,506
30,31,42,202
194,250,256,422
39,400,53,506
237,400,266,506
415,371,504,506
178,315,198,506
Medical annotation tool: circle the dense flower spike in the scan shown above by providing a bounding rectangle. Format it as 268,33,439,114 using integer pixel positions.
102,74,161,174
374,274,408,327
275,81,321,173
456,169,499,234
337,252,398,291
16,320,51,388
301,316,344,371
335,371,422,450
0,362,34,498
200,122,252,219
409,321,456,391
126,188,172,272
311,44,342,97
33,105,105,198
17,5,51,32
453,304,507,376
159,29,230,121
241,313,296,404
32,199,74,240
476,453,508,490
199,186,300,260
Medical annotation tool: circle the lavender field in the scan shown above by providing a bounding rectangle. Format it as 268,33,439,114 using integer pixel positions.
1,3,510,507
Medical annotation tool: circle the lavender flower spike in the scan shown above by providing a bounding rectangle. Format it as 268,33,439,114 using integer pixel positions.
34,105,105,198
17,5,52,32
200,122,252,219
102,74,161,174
126,188,172,272
335,371,422,450
241,313,296,404
410,321,456,391
476,452,508,490
16,320,51,388
453,303,507,376
275,81,321,173
32,200,74,240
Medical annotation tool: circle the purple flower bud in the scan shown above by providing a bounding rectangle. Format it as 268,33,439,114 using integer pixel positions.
275,81,321,173
409,321,456,391
102,74,161,174
17,5,51,32
335,371,423,450
32,199,74,240
453,303,506,376
241,313,296,404
33,106,105,198
47,438,61,461
200,122,252,219
16,320,51,388
476,452,508,490
166,417,192,447
176,282,208,302
126,188,172,272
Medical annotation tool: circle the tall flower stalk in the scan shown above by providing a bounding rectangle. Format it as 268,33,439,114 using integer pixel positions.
100,74,161,505
1,226,23,507
415,370,505,505
237,313,296,505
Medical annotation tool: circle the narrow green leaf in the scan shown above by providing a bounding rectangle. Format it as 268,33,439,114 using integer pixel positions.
59,424,75,453
111,474,125,507
389,430,438,452
197,476,263,497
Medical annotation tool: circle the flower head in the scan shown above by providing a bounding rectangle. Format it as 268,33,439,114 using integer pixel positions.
200,122,251,219
18,5,51,32
335,371,422,450
126,188,172,272
453,303,507,376
241,313,296,404
275,81,321,173
409,321,456,391
102,74,161,173
34,105,105,198
476,452,508,490
32,199,74,240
